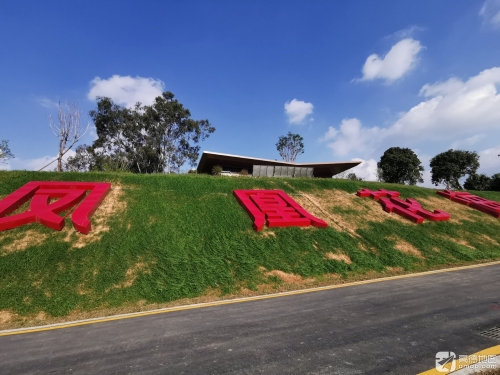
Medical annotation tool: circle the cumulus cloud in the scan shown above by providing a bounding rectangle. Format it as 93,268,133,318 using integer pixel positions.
284,99,314,124
348,158,378,181
478,145,500,174
451,134,485,149
318,126,338,142
6,150,76,171
323,66,500,158
480,0,500,29
358,38,423,83
322,118,383,156
87,75,165,108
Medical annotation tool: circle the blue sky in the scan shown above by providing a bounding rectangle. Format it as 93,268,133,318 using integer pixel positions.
1,0,500,186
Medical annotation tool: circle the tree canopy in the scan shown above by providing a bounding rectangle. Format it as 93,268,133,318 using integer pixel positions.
84,92,214,173
430,149,479,190
489,173,500,192
0,139,14,163
276,132,304,163
463,173,491,191
377,147,424,185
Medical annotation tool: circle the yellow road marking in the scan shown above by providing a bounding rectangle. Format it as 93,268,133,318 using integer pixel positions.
418,345,500,374
1,260,500,337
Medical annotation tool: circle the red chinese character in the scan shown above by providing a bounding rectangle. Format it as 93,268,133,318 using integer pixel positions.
233,190,327,231
357,189,450,223
0,181,111,234
437,190,500,218
356,188,400,200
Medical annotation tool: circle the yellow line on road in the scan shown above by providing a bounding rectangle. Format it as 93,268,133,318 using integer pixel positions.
418,345,500,374
1,260,500,337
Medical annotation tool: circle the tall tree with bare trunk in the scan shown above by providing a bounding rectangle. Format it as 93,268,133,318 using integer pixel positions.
49,101,89,172
276,132,304,163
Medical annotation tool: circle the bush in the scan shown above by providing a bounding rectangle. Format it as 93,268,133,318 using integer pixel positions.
240,169,249,176
211,165,222,176
490,173,500,191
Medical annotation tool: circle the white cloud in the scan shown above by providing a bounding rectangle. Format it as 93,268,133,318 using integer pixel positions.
323,67,500,158
358,38,423,83
451,134,485,149
322,118,382,156
480,0,500,29
387,26,425,40
87,75,165,108
284,99,314,124
7,150,76,171
478,145,500,174
318,126,338,142
348,158,378,181
37,96,60,109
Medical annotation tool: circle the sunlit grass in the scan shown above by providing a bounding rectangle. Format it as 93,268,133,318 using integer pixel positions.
0,170,499,321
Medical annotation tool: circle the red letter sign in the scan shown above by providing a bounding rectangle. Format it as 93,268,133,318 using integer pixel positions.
0,181,111,234
233,190,327,231
357,188,450,223
437,190,500,218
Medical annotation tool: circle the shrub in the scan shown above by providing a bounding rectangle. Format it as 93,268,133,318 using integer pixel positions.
211,165,222,176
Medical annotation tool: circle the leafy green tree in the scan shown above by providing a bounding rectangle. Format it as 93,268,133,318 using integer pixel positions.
463,173,491,191
143,92,215,173
65,144,95,172
0,139,14,163
89,92,214,173
430,149,480,190
377,147,424,185
346,172,363,181
276,132,304,162
490,173,500,191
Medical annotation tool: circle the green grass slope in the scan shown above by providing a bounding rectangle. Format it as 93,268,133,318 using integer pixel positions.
1,171,500,328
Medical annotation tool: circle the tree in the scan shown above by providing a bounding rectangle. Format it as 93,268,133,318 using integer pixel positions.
463,173,491,191
49,101,89,172
143,92,215,173
490,173,500,191
65,144,94,172
377,147,424,185
430,149,480,190
0,139,14,163
346,172,363,181
276,132,304,163
89,92,214,174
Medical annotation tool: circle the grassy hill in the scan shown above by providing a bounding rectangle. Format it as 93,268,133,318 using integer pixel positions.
1,170,500,329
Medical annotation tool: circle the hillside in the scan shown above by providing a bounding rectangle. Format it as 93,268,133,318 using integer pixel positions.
1,171,500,329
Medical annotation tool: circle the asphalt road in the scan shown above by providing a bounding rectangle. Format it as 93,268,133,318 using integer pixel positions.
1,264,500,375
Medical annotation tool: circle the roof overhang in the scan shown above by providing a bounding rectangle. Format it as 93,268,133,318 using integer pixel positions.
197,151,361,178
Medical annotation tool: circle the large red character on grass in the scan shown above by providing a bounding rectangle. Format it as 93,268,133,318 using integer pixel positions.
0,181,111,234
437,190,500,218
356,188,450,223
233,190,327,231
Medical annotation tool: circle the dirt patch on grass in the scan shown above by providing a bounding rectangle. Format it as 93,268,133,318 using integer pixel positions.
387,236,424,259
264,269,315,284
293,190,409,235
325,252,352,264
1,230,48,255
68,184,127,249
419,196,499,225
110,261,151,290
0,310,14,324
261,231,276,238
478,234,499,246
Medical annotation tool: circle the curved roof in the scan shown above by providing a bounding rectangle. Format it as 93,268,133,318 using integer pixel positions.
197,151,361,178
